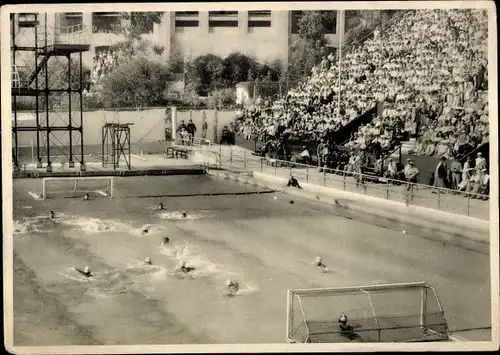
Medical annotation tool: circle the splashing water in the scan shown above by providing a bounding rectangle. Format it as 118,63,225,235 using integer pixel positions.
58,215,129,234
157,210,210,220
14,215,59,234
159,241,236,279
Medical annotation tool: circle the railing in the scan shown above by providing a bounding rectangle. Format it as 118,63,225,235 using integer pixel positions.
200,145,489,220
36,23,87,48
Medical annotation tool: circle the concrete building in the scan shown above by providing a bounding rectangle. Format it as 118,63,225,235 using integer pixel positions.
13,10,346,69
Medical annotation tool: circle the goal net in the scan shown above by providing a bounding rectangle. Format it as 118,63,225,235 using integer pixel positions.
40,177,114,200
286,282,449,343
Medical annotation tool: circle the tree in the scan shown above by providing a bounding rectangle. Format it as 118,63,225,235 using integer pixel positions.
222,52,257,87
113,12,164,40
100,57,172,108
208,88,235,108
287,10,335,87
185,54,225,96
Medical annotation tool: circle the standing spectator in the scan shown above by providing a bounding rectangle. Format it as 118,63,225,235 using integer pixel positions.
463,155,475,181
404,160,419,191
449,156,462,192
433,156,449,192
176,120,187,145
475,152,487,176
187,119,197,144
317,139,328,172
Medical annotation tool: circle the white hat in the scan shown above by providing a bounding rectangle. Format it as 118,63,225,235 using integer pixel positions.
315,256,322,264
179,261,186,267
339,314,348,323
84,266,91,274
144,257,151,264
226,279,233,286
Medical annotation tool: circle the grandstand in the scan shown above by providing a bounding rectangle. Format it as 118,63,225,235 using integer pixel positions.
239,9,489,193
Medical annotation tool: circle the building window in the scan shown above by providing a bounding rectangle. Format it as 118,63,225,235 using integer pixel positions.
248,20,271,28
61,12,83,28
92,12,121,33
131,12,154,34
290,10,303,34
209,11,238,16
319,10,337,34
95,46,111,56
209,20,238,27
175,20,199,27
175,11,199,17
248,10,271,17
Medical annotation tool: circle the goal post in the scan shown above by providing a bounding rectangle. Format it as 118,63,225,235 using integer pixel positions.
286,281,449,343
40,176,115,200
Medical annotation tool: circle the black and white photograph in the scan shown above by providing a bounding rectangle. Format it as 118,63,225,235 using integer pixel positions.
1,1,498,353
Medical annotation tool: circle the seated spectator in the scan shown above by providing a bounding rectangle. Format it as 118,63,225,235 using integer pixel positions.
404,160,419,190
384,158,398,179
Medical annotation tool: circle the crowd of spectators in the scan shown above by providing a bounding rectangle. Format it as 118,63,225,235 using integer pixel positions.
88,45,135,91
239,9,488,165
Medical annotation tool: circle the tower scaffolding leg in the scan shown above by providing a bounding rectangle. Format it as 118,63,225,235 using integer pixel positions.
68,53,75,168
79,52,86,171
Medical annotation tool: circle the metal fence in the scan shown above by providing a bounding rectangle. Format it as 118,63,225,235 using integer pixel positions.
199,145,489,221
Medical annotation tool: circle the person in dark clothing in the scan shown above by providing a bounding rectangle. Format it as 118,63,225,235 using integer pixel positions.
186,119,197,144
287,175,302,189
338,314,361,341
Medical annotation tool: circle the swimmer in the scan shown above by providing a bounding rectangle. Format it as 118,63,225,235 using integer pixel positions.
144,257,152,265
226,278,239,296
157,203,164,210
314,256,328,271
75,266,92,277
287,175,302,189
160,236,170,246
338,313,361,340
142,224,151,235
178,260,195,273
83,193,90,201
49,210,55,219
182,212,188,218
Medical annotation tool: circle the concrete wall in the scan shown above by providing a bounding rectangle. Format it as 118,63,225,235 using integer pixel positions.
14,108,166,148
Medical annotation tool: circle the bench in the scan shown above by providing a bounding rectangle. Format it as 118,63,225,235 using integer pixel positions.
166,146,189,159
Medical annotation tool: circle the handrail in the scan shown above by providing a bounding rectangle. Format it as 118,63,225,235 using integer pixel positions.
216,146,490,210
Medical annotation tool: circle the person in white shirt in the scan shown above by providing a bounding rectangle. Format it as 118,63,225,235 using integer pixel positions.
385,158,398,179
404,160,419,190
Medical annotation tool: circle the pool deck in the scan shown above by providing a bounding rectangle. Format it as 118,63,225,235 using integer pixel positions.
13,153,204,179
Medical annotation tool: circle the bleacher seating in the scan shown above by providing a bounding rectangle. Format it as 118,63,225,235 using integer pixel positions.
237,9,488,193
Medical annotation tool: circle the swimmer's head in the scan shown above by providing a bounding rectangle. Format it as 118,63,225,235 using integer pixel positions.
142,225,150,233
84,266,91,274
182,212,187,218
49,211,55,218
179,260,186,268
226,279,233,287
339,314,348,324
163,237,170,244
144,257,151,264
83,193,90,201
158,203,163,210
315,256,322,264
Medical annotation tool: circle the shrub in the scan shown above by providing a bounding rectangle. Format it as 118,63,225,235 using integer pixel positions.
100,57,171,108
